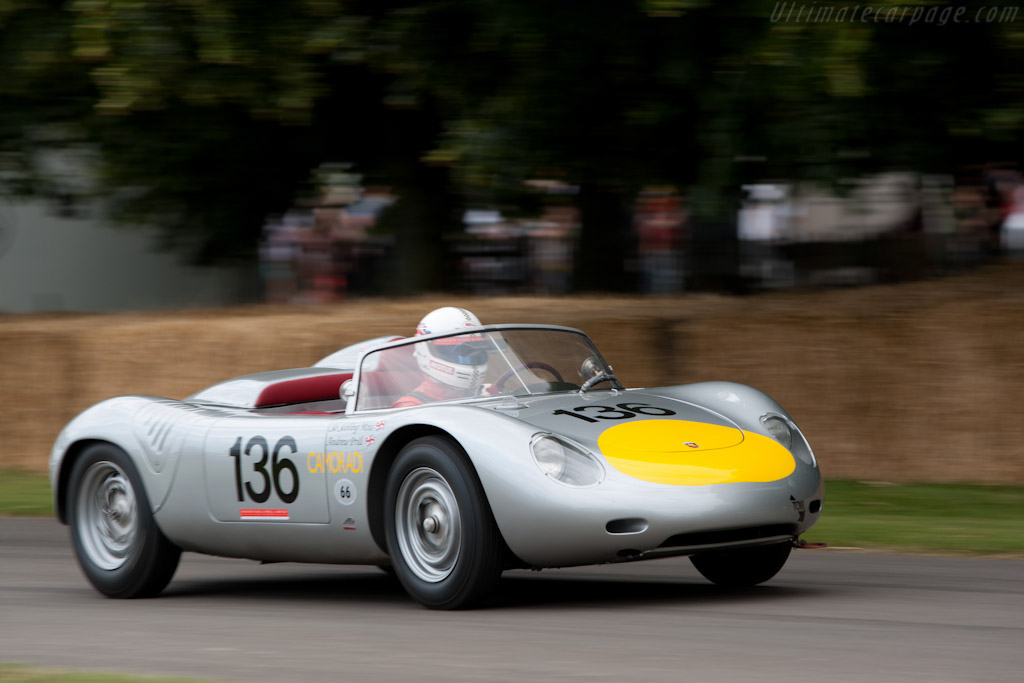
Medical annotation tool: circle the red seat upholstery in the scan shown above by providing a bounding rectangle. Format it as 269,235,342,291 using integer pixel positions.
254,373,352,408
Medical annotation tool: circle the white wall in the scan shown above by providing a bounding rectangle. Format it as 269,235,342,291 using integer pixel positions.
0,199,255,313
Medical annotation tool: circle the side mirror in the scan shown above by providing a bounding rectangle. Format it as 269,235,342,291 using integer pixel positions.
340,379,355,404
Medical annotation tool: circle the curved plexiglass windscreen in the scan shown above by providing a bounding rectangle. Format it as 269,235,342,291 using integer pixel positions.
354,328,619,411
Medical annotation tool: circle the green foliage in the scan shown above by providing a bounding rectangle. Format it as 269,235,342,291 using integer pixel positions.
3,1,1024,283
64,0,357,122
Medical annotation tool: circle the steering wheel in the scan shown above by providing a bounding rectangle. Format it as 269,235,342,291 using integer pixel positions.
493,362,564,393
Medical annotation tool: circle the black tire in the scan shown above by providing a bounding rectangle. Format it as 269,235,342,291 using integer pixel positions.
690,542,792,588
66,443,181,598
384,436,503,609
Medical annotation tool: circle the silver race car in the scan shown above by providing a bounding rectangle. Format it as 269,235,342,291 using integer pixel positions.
50,313,823,609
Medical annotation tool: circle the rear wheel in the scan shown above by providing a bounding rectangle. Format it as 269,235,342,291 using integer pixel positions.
384,436,503,609
690,542,792,587
67,443,181,598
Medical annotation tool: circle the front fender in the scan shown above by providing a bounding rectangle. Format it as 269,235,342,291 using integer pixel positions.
659,382,793,432
359,388,823,568
367,404,554,561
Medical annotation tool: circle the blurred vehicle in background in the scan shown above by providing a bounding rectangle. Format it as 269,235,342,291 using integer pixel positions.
453,204,578,295
454,209,527,294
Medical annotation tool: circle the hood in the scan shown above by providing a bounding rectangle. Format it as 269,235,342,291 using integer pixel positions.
486,390,794,486
500,390,742,446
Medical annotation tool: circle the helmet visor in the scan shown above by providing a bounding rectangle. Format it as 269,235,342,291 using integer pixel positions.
431,339,488,365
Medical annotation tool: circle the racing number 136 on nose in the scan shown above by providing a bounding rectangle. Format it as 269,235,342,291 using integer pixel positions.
552,403,676,423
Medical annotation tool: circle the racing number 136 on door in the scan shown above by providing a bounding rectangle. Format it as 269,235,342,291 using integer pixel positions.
228,435,300,504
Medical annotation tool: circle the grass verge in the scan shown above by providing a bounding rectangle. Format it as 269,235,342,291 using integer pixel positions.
0,664,210,682
2,472,1022,556
804,480,1024,555
0,472,53,516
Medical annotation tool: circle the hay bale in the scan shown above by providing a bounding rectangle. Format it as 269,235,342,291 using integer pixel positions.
4,267,1024,483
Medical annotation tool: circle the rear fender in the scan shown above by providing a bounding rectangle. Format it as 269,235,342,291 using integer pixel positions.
51,396,198,524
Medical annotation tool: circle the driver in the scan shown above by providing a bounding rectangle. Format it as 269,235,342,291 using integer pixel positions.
392,307,490,408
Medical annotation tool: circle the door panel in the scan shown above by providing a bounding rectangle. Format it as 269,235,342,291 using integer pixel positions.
203,419,329,523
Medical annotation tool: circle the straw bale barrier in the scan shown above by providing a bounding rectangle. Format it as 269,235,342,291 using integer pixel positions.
3,266,1024,483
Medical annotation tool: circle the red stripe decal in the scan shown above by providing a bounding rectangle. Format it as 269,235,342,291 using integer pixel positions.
240,509,289,519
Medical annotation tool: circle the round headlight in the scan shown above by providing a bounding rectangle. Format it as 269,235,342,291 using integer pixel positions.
530,435,603,487
761,415,793,450
531,436,567,479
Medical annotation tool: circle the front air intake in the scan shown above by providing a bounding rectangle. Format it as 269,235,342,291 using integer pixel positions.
658,524,797,549
606,518,649,535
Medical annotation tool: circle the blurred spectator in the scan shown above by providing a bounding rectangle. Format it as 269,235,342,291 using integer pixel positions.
526,204,577,295
260,170,1012,303
259,211,307,304
258,186,393,303
300,207,347,303
738,184,795,289
1001,186,1024,255
952,184,992,242
634,190,686,294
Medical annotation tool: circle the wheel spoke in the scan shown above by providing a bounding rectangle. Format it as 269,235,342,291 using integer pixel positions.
76,462,138,570
395,467,461,583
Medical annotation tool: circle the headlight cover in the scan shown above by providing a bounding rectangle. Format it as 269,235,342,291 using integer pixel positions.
761,413,816,466
530,434,604,487
761,415,793,450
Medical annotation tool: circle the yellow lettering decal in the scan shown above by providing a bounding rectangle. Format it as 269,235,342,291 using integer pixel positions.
309,451,364,474
307,452,322,474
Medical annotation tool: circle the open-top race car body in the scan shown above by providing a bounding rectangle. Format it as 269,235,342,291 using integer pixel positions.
50,323,823,609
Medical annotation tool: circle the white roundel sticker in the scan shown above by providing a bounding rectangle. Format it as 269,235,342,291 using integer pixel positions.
334,479,357,506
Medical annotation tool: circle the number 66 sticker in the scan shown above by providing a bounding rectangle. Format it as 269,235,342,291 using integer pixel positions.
334,479,357,506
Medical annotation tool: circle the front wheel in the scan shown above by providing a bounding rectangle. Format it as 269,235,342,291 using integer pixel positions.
690,542,792,587
384,436,503,609
67,443,181,598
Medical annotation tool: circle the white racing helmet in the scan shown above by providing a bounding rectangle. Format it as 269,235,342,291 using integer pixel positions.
414,307,488,390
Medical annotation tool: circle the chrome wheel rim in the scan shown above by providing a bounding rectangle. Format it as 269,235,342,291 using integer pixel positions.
395,467,461,583
76,461,138,570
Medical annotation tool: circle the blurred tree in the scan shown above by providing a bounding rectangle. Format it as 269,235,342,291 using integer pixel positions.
0,1,94,200
3,0,1024,290
0,0,460,292
386,0,1024,287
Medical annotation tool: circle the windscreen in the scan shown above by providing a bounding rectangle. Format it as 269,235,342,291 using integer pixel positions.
354,328,618,411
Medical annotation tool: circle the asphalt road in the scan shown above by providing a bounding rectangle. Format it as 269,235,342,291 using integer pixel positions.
2,518,1022,683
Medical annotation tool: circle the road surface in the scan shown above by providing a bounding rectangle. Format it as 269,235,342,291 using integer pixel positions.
2,518,1022,682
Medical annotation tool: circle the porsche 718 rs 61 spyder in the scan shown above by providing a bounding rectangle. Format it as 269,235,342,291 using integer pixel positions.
50,310,823,609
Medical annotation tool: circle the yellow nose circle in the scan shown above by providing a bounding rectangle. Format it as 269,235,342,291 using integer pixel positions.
597,419,795,486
